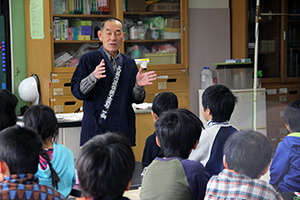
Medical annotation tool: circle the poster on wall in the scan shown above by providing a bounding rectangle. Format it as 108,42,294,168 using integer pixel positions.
29,0,44,39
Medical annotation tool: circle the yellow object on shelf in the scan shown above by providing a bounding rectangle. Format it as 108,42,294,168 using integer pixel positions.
144,53,176,65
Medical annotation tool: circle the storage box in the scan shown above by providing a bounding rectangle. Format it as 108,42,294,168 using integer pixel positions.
162,27,181,39
215,63,254,89
126,0,146,12
144,53,176,65
147,3,169,12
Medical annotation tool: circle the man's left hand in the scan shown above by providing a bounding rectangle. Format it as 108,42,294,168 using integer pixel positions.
136,67,157,86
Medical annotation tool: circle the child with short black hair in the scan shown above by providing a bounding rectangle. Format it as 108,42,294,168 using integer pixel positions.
0,89,18,131
142,92,178,167
205,129,283,200
0,126,65,199
23,105,76,197
270,99,300,193
140,109,210,200
189,84,238,176
76,133,135,200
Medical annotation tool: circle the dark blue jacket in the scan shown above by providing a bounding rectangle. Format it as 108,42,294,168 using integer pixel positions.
71,46,144,146
270,133,300,192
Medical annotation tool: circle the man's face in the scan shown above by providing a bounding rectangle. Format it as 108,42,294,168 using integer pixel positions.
98,20,125,57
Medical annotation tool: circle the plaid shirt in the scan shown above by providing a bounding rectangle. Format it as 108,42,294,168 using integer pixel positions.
0,173,65,200
205,169,283,200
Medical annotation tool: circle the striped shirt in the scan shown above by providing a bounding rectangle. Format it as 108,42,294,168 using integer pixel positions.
205,169,283,200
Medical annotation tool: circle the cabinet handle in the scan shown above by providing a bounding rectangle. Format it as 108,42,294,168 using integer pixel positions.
183,24,185,33
50,24,52,35
284,30,286,41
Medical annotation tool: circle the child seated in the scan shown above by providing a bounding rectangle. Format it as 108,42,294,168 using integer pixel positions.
142,92,178,167
0,126,65,199
270,99,300,192
0,89,18,131
76,133,135,200
205,129,283,200
140,109,210,200
23,105,76,197
189,84,238,176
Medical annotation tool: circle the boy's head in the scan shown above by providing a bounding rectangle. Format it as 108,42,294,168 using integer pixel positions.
152,92,178,119
0,89,18,131
23,105,58,142
284,99,300,132
77,133,135,200
202,84,237,122
0,126,41,175
223,129,272,179
155,109,204,159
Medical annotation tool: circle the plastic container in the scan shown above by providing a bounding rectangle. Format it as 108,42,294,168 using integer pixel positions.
129,25,139,40
201,67,207,89
206,67,213,87
216,64,253,89
201,67,212,89
137,21,147,40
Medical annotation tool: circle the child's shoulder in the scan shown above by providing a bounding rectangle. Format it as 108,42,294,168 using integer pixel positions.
54,143,74,156
180,158,206,171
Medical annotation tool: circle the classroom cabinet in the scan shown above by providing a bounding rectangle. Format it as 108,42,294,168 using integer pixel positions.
247,0,300,83
24,0,189,112
231,0,300,150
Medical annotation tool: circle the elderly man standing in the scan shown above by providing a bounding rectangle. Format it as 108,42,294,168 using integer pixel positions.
71,17,156,146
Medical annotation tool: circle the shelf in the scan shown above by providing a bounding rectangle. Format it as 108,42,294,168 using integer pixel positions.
54,40,101,44
53,14,114,18
52,66,77,73
125,39,180,43
124,11,179,15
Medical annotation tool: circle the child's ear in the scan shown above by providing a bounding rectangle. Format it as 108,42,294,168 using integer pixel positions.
223,155,229,169
261,163,271,176
151,111,158,122
285,123,292,133
125,179,131,191
192,140,199,150
155,136,161,147
0,161,9,182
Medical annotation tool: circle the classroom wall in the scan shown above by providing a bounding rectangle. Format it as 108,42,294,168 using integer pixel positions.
10,0,27,115
188,0,231,116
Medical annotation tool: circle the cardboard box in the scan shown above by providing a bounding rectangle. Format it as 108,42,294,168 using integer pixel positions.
147,3,169,12
126,0,146,12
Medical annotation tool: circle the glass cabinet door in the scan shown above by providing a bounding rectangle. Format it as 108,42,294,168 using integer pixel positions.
248,0,282,81
287,0,300,78
123,0,187,70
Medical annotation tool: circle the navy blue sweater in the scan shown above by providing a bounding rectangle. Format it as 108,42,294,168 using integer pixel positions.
71,46,144,146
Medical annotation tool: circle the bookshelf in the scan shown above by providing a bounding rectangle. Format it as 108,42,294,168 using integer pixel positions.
24,0,190,112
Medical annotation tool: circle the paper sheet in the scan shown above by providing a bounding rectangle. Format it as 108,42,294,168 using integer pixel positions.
30,0,44,39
